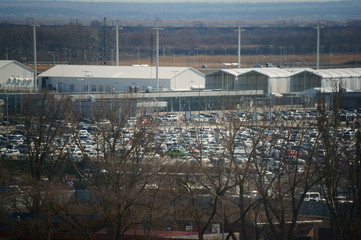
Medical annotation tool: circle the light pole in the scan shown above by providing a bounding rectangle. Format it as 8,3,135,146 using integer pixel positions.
4,48,8,60
330,53,335,68
6,93,8,122
236,21,245,69
69,48,72,64
315,23,324,69
356,45,360,66
187,51,193,67
82,70,92,94
27,17,38,92
48,51,56,65
152,20,163,91
77,78,84,114
194,48,199,68
113,20,122,66
191,80,201,118
204,47,208,67
63,48,68,63
279,46,285,67
137,47,140,62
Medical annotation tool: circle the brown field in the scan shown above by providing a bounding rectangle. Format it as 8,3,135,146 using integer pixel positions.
122,53,360,69
33,53,360,73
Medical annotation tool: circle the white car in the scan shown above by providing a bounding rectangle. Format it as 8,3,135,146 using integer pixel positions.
0,148,21,159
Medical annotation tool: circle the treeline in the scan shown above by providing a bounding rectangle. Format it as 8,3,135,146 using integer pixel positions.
1,21,361,65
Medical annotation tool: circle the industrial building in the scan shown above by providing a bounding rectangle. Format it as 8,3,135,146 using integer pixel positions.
0,60,34,92
206,67,309,94
38,65,205,93
2,63,361,120
206,67,361,95
292,68,361,92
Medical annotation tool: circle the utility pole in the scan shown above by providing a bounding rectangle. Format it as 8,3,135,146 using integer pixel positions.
315,23,324,69
236,21,245,69
27,17,38,92
152,20,163,91
113,20,122,66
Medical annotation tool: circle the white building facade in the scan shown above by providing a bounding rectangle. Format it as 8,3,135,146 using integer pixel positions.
0,60,34,92
38,65,205,93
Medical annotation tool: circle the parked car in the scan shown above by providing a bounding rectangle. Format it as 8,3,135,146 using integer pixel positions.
0,148,20,159
304,192,321,201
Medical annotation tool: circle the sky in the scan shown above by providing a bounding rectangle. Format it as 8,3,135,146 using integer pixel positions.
13,0,342,2
90,0,334,1
90,0,338,3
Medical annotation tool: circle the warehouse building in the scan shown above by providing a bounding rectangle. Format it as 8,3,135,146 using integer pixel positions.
38,65,205,93
0,60,34,92
206,67,361,95
206,67,309,94
291,68,361,92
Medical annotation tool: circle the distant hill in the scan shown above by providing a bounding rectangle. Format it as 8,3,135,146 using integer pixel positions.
0,1,360,26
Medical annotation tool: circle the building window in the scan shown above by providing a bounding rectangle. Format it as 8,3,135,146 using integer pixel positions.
69,85,75,92
99,85,103,92
106,85,111,92
91,85,96,92
48,84,52,90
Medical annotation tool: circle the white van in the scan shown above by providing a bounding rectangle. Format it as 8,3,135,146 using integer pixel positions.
304,192,321,201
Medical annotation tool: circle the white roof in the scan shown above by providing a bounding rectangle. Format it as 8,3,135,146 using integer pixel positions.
38,65,204,79
310,68,361,78
0,60,34,72
0,60,14,69
248,68,309,78
210,67,361,79
210,67,311,78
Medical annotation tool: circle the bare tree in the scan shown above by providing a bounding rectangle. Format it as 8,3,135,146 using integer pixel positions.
244,105,323,240
13,93,73,239
317,90,361,240
66,94,169,240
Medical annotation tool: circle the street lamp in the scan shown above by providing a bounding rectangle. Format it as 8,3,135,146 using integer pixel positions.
330,53,335,68
113,20,122,66
191,80,203,165
77,78,84,115
279,46,285,67
4,48,8,60
63,48,68,63
152,20,163,91
27,17,39,92
136,47,140,62
236,21,245,69
194,48,199,68
48,51,56,65
315,23,324,69
191,80,201,117
5,92,8,122
81,70,92,94
204,47,208,67
187,51,193,67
